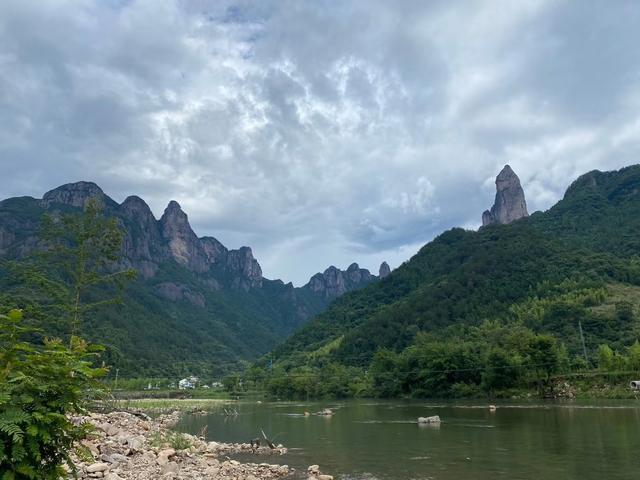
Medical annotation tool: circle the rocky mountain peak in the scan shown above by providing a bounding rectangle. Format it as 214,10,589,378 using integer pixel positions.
41,181,106,208
226,246,263,290
159,200,208,273
121,195,154,219
119,196,163,278
201,236,228,264
379,261,391,279
304,263,376,301
482,165,529,226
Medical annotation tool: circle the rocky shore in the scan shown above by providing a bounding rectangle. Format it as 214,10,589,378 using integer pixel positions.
67,411,333,480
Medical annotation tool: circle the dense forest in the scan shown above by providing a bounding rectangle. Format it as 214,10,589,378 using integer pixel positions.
236,165,640,399
0,184,364,379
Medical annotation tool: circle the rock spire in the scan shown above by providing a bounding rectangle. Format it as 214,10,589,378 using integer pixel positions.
482,165,529,226
379,261,391,279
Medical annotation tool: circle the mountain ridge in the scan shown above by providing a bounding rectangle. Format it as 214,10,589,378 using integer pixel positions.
0,181,386,376
269,164,640,373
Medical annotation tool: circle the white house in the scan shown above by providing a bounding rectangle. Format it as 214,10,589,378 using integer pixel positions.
178,376,199,389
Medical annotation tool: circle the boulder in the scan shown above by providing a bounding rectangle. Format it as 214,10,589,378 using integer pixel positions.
86,462,110,473
418,415,441,424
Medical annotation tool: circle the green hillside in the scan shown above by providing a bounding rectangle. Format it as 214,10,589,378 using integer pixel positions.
0,187,341,380
258,165,640,398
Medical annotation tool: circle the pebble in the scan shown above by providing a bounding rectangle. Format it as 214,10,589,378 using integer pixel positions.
67,411,297,479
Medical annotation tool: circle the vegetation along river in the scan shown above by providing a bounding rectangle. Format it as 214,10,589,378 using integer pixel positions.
175,399,640,480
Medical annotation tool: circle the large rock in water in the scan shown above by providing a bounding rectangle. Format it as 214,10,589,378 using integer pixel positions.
482,165,529,226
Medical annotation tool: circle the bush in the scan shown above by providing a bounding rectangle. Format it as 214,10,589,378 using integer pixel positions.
148,431,192,451
0,309,106,480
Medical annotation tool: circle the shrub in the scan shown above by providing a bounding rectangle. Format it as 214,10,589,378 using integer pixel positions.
0,309,106,480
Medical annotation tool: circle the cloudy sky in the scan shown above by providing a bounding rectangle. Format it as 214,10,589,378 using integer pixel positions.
1,0,640,285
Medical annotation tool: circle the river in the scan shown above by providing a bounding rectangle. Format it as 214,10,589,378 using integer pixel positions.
175,399,640,479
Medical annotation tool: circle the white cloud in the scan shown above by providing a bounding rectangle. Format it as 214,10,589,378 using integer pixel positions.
1,0,640,284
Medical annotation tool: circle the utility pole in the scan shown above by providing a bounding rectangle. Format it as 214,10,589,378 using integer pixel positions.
114,368,120,390
578,320,589,366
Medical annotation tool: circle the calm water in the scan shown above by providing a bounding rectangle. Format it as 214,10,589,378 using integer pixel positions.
175,399,640,480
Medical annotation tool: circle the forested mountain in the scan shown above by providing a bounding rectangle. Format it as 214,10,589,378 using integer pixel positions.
264,165,640,398
0,182,381,377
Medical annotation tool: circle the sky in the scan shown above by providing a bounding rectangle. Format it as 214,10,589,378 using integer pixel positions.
1,0,640,285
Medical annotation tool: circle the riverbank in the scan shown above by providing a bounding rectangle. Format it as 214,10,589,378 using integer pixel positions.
68,410,333,480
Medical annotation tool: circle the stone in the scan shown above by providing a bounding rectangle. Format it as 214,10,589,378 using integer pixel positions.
418,415,441,424
125,435,144,451
101,453,128,464
482,165,529,226
206,441,221,452
161,461,180,474
157,448,176,466
86,462,110,473
204,466,220,475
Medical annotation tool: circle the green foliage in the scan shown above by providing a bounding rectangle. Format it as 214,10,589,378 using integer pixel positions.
0,309,106,479
265,165,640,398
148,431,192,451
6,198,136,337
0,197,330,379
0,202,134,478
615,301,634,322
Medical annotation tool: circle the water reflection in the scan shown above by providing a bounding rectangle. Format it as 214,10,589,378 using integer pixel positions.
175,399,640,480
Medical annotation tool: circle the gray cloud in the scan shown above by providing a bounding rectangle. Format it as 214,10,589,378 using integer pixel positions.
1,0,640,284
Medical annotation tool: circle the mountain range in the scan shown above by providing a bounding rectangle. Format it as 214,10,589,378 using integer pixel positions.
4,163,640,386
271,164,640,375
0,182,385,377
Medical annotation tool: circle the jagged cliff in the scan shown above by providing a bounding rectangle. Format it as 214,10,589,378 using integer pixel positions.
303,263,377,301
0,181,383,376
482,165,529,226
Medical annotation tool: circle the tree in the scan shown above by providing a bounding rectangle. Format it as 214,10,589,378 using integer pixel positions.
481,348,520,393
0,202,132,479
4,199,136,340
628,340,640,371
527,334,562,382
597,344,615,371
615,301,634,323
369,349,401,398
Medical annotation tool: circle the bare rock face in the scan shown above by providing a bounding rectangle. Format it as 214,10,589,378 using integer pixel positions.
120,196,164,278
201,236,228,265
379,261,391,279
226,247,263,290
159,201,208,273
482,165,529,226
41,181,105,208
157,203,264,289
346,262,374,284
304,263,375,301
